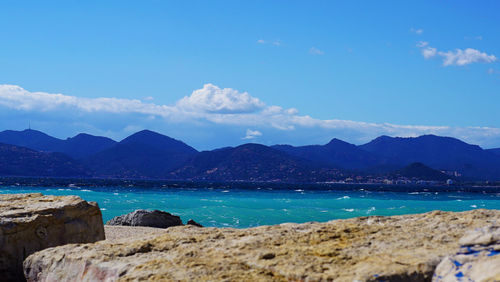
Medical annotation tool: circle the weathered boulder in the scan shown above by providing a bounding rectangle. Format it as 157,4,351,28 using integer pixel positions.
24,209,500,281
186,219,203,227
433,225,500,281
0,193,105,281
106,209,182,228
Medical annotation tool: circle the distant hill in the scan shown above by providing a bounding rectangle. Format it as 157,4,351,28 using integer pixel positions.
0,129,116,159
168,143,344,182
0,129,64,152
0,143,88,177
85,130,198,178
391,162,450,181
61,133,117,159
272,138,380,169
359,135,500,179
487,148,500,156
0,128,499,181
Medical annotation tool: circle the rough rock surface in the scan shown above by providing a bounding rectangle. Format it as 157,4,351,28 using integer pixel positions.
104,225,166,242
186,219,203,227
433,225,500,281
24,209,500,281
106,209,183,228
0,193,105,281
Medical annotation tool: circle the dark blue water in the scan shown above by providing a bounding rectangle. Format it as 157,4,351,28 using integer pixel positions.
1,185,499,228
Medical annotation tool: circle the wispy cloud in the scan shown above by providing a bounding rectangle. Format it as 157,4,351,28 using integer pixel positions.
417,41,437,59
243,129,262,140
257,39,282,47
465,35,483,41
417,42,497,66
309,47,324,55
1,84,500,147
410,28,424,35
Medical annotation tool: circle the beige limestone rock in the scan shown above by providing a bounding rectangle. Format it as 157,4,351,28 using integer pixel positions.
24,209,500,282
0,193,105,281
433,225,500,282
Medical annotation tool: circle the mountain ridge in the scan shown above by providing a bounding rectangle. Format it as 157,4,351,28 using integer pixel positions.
0,129,499,181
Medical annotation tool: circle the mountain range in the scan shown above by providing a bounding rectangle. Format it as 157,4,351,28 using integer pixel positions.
0,129,499,182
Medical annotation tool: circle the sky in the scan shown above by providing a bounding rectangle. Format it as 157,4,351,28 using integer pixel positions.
0,1,499,150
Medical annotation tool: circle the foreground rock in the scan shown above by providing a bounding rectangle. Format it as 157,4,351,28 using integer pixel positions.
104,225,167,242
433,225,500,281
0,193,105,281
106,209,183,228
24,209,500,281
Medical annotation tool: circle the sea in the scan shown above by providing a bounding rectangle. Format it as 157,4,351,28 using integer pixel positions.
2,185,500,228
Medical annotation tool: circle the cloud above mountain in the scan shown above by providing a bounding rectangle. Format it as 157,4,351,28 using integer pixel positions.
1,84,500,148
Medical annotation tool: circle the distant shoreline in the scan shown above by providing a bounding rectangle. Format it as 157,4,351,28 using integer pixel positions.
1,176,499,193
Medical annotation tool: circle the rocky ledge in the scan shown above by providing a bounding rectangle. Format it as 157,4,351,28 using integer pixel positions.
0,193,105,281
24,209,500,281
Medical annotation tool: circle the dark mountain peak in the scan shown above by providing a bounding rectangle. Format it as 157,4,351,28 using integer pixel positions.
68,133,115,142
0,129,63,152
125,129,163,139
2,128,59,139
272,138,380,170
326,138,356,148
122,130,174,144
235,143,268,150
359,134,500,179
362,134,479,149
121,130,197,154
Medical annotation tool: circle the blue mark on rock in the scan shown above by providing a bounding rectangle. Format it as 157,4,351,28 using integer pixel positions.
453,260,462,267
488,250,500,257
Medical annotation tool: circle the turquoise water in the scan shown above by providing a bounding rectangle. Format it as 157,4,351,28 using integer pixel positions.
1,186,499,228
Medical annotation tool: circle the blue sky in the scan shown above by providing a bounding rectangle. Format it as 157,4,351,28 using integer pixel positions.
1,1,499,150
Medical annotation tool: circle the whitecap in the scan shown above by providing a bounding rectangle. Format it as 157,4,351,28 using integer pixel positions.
342,208,354,212
113,193,119,196
470,205,477,208
81,189,92,192
294,189,304,192
100,208,107,211
366,207,376,214
337,196,350,200
221,190,230,193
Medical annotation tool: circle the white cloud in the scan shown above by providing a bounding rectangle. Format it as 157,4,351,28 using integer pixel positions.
309,47,324,55
143,96,154,101
417,42,497,66
440,48,497,66
257,39,266,44
272,40,281,46
176,83,265,114
243,129,262,140
1,84,500,147
410,28,424,35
